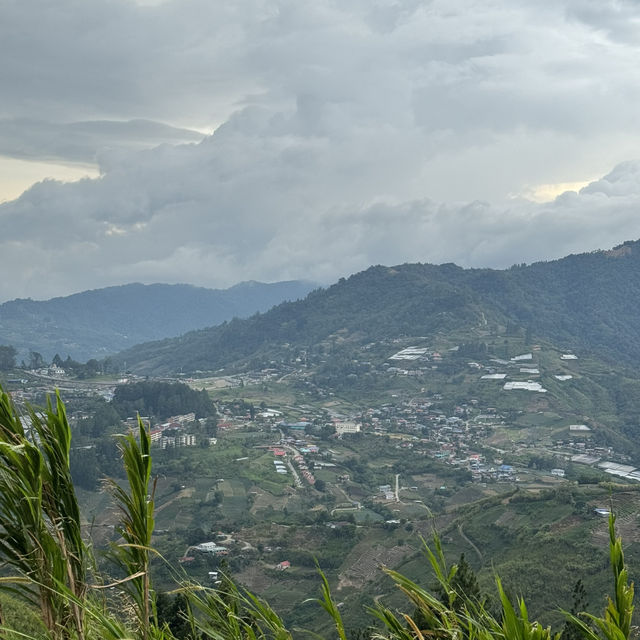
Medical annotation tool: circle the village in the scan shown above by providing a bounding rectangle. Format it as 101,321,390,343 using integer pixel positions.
3,333,639,629
4,333,638,494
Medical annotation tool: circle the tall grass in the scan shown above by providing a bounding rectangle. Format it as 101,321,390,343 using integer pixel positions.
0,390,86,639
104,418,157,639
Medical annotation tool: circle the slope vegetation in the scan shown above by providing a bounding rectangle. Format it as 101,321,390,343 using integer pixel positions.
117,240,640,374
0,280,315,360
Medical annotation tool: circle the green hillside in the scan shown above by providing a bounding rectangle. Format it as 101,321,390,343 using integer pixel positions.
115,240,640,375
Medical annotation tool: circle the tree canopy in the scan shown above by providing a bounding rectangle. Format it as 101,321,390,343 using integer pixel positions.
0,344,17,371
112,380,215,419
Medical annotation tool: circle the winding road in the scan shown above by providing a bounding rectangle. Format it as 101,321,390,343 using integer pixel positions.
457,523,483,563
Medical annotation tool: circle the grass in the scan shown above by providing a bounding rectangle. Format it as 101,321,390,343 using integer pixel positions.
352,508,384,523
219,478,249,520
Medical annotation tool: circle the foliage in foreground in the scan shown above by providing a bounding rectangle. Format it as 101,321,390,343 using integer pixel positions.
0,386,635,640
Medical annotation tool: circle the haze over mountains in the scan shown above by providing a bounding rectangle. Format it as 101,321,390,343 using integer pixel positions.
0,280,316,361
114,239,640,375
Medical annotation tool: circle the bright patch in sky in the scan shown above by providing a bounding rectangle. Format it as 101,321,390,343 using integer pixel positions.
523,179,596,203
0,157,99,204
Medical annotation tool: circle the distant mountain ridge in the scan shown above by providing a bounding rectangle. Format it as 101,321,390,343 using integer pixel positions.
0,280,316,361
115,240,640,374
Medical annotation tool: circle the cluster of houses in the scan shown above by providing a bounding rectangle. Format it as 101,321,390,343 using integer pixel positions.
272,450,288,475
180,541,228,564
379,484,396,501
33,364,67,378
292,452,315,485
268,442,318,486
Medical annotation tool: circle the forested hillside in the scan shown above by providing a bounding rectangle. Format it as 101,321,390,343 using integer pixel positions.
116,240,640,375
0,280,315,361
111,380,215,420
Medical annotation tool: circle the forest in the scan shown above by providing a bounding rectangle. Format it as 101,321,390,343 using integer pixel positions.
111,380,216,420
115,241,640,376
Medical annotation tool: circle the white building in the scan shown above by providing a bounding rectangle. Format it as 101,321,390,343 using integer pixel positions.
335,421,361,435
194,542,228,554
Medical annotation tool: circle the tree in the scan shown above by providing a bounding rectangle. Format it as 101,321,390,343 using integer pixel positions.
562,579,589,640
205,416,218,436
157,591,194,639
28,350,45,369
320,424,336,440
0,345,17,371
82,359,101,378
112,380,215,420
443,553,482,609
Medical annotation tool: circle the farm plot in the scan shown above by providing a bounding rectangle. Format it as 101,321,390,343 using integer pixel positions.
337,541,411,590
220,478,248,520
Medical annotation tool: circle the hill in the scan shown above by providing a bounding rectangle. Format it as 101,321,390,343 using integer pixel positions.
115,240,640,375
0,280,315,361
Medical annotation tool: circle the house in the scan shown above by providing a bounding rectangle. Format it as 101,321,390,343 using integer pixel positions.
49,365,66,378
194,542,228,555
335,421,360,435
276,561,291,570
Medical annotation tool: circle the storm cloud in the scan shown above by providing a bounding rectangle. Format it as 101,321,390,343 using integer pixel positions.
2,0,640,300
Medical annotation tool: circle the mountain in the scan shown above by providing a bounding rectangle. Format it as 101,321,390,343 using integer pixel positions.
115,240,640,375
0,280,316,361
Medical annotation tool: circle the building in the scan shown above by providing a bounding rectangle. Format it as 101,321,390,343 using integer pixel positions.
335,421,361,435
194,542,228,555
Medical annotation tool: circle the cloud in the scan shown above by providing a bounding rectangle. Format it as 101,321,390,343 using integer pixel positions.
1,114,640,301
3,0,640,300
0,118,203,165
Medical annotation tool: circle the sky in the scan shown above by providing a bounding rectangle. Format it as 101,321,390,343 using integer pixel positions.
2,0,640,302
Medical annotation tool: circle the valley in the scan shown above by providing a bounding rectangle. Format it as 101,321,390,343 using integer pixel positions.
5,244,640,634
6,325,640,633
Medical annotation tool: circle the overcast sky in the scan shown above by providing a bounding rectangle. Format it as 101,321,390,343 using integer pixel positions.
2,0,640,302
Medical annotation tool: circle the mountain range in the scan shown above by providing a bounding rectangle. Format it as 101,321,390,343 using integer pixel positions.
114,240,640,375
0,280,316,361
